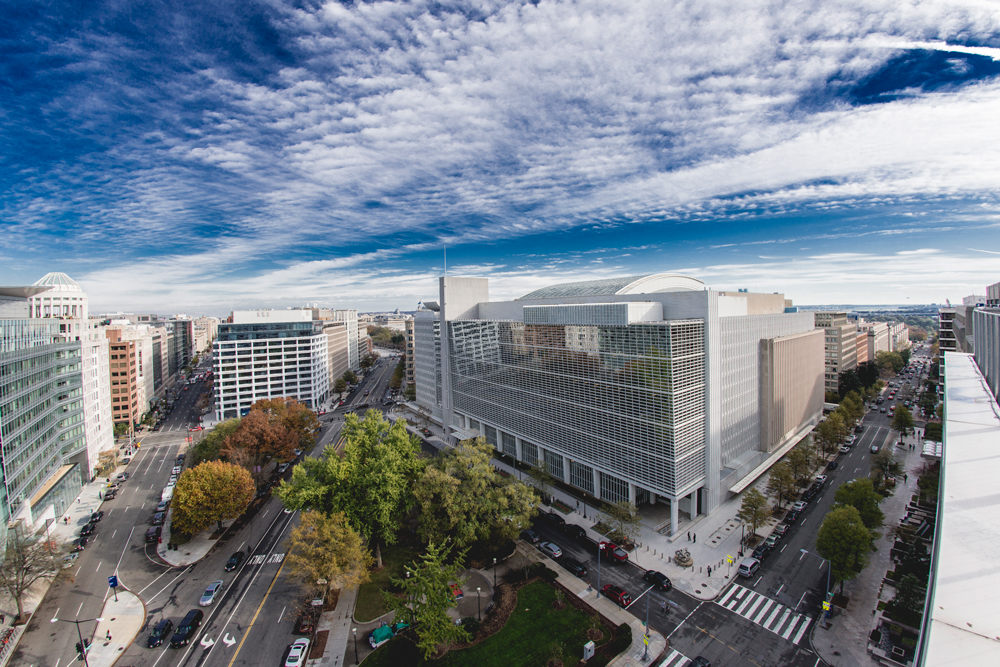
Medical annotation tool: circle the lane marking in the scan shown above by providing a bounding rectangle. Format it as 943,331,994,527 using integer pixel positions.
225,559,289,667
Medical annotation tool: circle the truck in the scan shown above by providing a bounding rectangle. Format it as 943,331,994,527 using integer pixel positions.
161,485,174,502
599,541,629,564
368,620,409,649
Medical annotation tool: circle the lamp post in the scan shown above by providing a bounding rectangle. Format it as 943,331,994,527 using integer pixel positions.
596,525,614,596
492,557,497,590
800,549,833,625
477,587,482,621
352,627,358,664
51,617,104,667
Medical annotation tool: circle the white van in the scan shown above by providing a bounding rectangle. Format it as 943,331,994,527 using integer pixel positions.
161,485,174,502
738,557,760,578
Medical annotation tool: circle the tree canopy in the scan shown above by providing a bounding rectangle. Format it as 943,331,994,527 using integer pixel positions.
190,418,241,464
413,438,537,550
870,448,903,493
250,397,320,450
876,351,905,374
892,405,915,436
786,441,817,484
737,488,770,538
221,409,296,480
766,461,796,509
171,461,255,535
284,510,372,601
816,505,873,593
856,361,881,388
597,500,641,546
833,478,884,531
277,410,423,565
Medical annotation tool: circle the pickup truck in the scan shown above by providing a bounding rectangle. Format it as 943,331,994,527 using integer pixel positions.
599,541,629,564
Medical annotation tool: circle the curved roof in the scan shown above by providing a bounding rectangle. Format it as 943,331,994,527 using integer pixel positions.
518,273,705,300
33,272,82,292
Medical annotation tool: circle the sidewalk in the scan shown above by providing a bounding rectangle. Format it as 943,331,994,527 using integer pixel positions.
84,590,146,667
813,429,928,666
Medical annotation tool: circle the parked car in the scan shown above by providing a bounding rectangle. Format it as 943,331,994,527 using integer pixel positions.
562,559,588,577
116,472,130,481
643,570,672,591
80,523,95,537
599,541,629,564
284,638,310,667
563,524,587,540
692,657,712,667
156,500,170,513
602,584,631,607
277,462,290,474
172,466,182,475
145,526,162,543
199,580,225,606
538,512,566,528
520,529,540,544
121,457,131,465
791,500,808,512
839,445,851,454
783,510,800,524
71,537,88,552
814,475,827,484
152,512,166,526
738,557,761,578
147,619,173,648
169,609,204,647
763,534,780,549
225,551,245,572
539,542,563,559
827,461,838,471
752,544,771,560
90,511,104,523
870,444,880,453
773,524,789,537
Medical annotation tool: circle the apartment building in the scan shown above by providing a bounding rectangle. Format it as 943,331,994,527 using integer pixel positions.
413,273,823,535
815,311,858,393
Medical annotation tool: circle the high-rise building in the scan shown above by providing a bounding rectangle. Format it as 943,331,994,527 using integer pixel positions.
413,273,823,535
213,310,332,420
815,311,858,393
405,318,415,387
0,286,88,537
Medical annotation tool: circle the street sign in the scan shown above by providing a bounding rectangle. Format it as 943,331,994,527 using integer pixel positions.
643,634,650,646
822,600,831,611
108,575,118,589
726,555,734,564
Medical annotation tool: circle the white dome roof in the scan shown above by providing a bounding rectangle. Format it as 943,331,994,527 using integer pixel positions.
33,272,83,293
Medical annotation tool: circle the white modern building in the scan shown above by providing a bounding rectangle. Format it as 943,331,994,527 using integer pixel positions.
213,310,332,420
413,273,824,535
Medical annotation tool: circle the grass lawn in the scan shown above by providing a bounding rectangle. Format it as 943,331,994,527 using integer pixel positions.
354,541,421,622
365,580,604,667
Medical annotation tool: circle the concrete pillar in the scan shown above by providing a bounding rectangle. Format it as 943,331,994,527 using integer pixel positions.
563,456,571,485
671,496,680,537
628,482,636,506
593,468,601,501
514,437,522,462
650,492,658,505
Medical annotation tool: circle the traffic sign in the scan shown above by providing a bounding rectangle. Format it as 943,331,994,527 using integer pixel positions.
726,555,734,564
822,600,831,611
108,575,118,588
643,634,650,646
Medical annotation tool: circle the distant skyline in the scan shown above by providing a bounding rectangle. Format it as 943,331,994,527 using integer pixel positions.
3,1,1000,313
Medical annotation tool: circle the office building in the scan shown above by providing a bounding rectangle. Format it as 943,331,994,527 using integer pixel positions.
213,310,332,420
405,318,415,387
855,331,869,364
815,311,858,393
413,273,823,535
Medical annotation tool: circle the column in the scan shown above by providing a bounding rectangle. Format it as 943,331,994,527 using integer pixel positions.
670,496,679,537
628,482,636,506
514,437,522,463
563,457,571,485
650,492,658,505
593,469,601,501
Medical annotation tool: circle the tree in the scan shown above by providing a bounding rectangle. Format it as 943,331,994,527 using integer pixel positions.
191,418,241,464
360,353,376,371
924,422,942,441
334,378,348,395
856,361,880,388
284,510,372,603
892,405,915,436
876,351,905,374
250,397,321,451
870,449,902,492
737,488,770,539
825,390,841,404
816,505,873,594
841,392,865,423
787,441,816,484
390,358,405,390
899,348,912,366
413,438,537,550
526,464,555,504
814,417,843,457
277,410,424,567
114,422,130,438
384,541,470,658
0,525,59,618
221,409,296,480
597,500,641,546
890,574,924,625
342,370,358,385
766,462,797,509
170,461,255,535
837,368,861,398
833,478,884,531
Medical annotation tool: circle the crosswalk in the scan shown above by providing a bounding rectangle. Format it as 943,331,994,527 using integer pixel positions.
716,584,812,646
247,552,285,565
657,649,693,666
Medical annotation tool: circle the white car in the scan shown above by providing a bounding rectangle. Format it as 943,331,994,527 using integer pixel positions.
839,446,851,454
814,475,827,484
791,501,808,512
172,466,182,475
284,638,310,667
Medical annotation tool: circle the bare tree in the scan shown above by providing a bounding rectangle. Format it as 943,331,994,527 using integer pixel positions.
0,524,59,619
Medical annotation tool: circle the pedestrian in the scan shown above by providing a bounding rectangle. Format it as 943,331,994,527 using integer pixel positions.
106,630,112,641
687,531,691,542
904,473,908,483
693,533,696,544
707,565,712,577
64,516,69,524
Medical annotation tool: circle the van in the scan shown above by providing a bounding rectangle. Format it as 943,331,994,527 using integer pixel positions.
162,486,174,502
738,557,760,578
169,609,204,647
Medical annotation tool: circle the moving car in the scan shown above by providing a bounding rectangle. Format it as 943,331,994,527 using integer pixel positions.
871,444,880,453
147,619,173,648
602,584,631,607
169,609,204,647
538,511,566,528
90,511,104,523
539,542,563,559
284,638,310,667
563,524,587,540
643,570,672,591
225,551,244,572
199,580,225,606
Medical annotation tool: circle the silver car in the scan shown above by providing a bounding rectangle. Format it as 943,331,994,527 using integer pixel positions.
199,580,225,606
539,541,563,559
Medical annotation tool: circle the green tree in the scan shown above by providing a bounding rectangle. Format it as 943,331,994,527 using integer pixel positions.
870,448,902,492
404,384,416,401
876,351,905,374
413,438,537,550
277,410,423,567
890,573,924,625
171,461,255,535
360,353,377,371
191,418,241,464
814,417,843,457
284,510,372,603
837,369,861,398
856,361,880,388
333,378,347,395
892,405,915,436
766,461,797,509
833,478,884,531
390,358,405,390
597,500,641,546
342,370,358,385
787,442,816,484
841,392,865,424
816,505,873,594
924,422,942,441
899,348,912,366
737,488,770,539
114,422,130,438
824,390,841,404
0,525,59,618
384,541,471,659
526,463,556,504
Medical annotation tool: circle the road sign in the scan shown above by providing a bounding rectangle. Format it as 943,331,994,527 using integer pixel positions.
726,555,734,564
108,575,118,588
643,634,650,646
822,600,831,611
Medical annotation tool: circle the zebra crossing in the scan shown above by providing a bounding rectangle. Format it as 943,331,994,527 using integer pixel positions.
716,584,813,646
656,649,693,666
247,552,285,565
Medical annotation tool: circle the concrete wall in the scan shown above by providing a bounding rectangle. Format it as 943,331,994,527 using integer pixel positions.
760,329,825,452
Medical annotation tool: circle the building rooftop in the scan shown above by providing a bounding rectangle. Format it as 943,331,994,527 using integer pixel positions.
518,273,705,300
32,272,83,292
922,352,1000,665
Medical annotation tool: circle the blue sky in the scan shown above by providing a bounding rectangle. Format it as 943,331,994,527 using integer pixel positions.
3,0,1000,314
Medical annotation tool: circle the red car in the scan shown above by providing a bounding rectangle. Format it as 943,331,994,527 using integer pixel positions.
601,584,631,607
599,541,629,564
188,426,204,432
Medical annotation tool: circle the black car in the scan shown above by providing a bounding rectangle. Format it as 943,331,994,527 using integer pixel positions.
562,559,588,577
752,544,771,561
643,570,672,591
827,460,838,471
562,524,587,540
538,512,566,528
71,536,88,551
147,619,173,648
783,510,800,524
225,550,245,572
145,526,161,543
80,524,95,537
152,512,165,526
520,529,540,544
90,511,104,523
169,609,204,648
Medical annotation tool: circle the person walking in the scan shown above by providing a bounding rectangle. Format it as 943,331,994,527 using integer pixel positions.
687,531,691,541
707,565,712,577
106,630,112,641
693,533,696,543
904,473,908,484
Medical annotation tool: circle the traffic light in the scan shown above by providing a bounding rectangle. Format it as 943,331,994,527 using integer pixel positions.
75,641,84,655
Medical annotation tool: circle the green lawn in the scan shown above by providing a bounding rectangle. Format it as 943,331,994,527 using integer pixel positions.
364,580,605,667
354,541,421,622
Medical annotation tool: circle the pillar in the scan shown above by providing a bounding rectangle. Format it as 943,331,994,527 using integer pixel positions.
628,482,636,506
671,496,680,537
563,457,571,485
593,469,601,501
514,437,522,463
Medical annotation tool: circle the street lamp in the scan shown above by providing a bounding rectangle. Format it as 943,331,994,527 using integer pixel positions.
492,557,497,590
477,587,482,621
51,616,104,667
800,549,832,624
352,627,358,664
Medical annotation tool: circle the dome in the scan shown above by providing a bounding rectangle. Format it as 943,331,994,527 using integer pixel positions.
33,272,83,293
